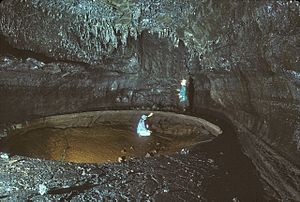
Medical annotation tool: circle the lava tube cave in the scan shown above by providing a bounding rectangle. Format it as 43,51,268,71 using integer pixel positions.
0,0,299,201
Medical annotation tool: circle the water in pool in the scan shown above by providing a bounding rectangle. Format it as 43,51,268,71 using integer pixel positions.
1,125,206,163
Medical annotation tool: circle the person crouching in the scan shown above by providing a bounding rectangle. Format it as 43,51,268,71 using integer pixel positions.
137,113,153,137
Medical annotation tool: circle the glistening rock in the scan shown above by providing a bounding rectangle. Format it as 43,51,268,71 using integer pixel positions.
0,0,299,200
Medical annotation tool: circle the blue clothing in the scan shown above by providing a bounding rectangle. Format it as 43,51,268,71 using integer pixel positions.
179,85,187,102
137,116,151,136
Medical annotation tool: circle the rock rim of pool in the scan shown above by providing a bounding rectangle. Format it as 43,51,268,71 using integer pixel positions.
3,110,222,138
1,110,222,164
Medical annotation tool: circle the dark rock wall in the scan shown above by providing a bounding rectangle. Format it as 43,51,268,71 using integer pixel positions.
0,0,299,200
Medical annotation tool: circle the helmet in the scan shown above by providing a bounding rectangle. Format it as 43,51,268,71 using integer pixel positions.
181,79,187,86
141,115,148,120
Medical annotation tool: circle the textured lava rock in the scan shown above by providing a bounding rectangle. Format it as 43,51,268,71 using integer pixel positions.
0,0,300,200
0,152,217,201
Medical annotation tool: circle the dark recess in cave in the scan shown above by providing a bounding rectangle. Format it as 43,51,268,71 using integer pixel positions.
0,0,299,201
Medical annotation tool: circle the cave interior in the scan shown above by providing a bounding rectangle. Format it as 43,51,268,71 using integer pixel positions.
0,0,299,201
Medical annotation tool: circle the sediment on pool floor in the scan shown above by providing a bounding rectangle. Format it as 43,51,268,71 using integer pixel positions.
0,110,222,163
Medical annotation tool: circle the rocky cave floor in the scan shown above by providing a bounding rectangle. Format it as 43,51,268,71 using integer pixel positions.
0,39,278,201
0,0,299,200
0,111,270,201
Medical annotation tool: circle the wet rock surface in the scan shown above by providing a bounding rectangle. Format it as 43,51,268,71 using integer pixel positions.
0,0,299,201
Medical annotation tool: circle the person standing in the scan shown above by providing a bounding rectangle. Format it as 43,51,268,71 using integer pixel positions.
178,79,188,111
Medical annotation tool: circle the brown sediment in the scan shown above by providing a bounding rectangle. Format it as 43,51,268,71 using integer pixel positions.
1,110,222,163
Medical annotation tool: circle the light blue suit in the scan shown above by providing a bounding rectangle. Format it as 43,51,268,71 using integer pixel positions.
137,115,151,136
179,85,187,102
